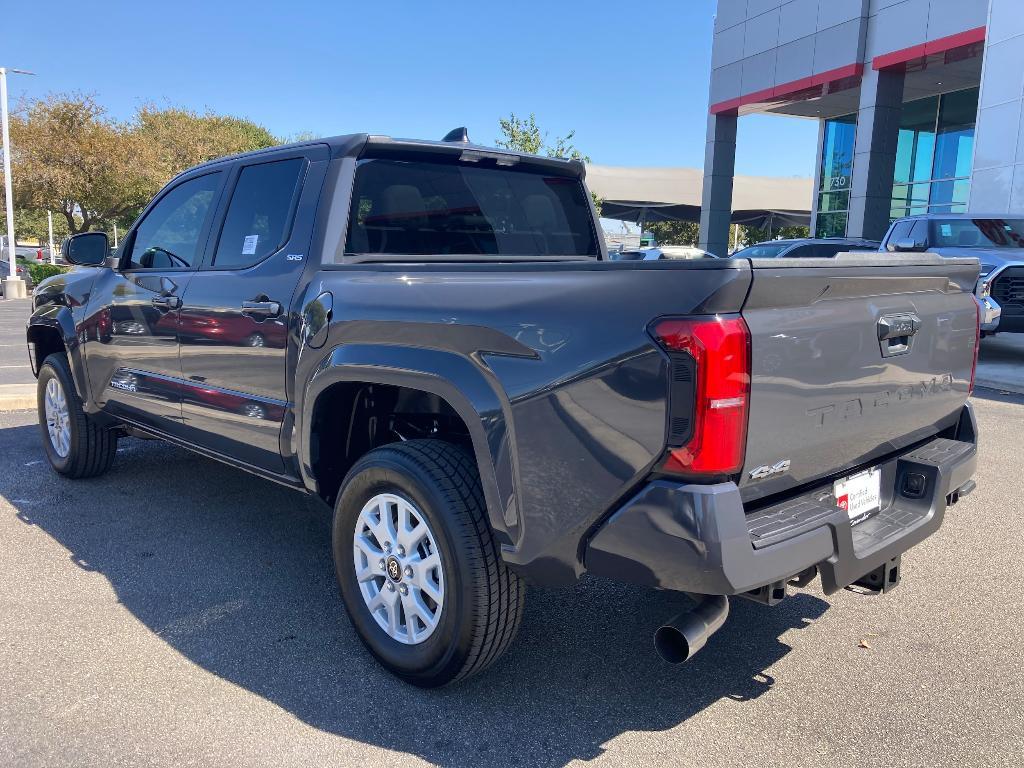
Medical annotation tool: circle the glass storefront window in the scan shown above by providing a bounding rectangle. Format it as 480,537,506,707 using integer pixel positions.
890,87,977,220
815,114,856,237
816,212,848,238
934,88,978,180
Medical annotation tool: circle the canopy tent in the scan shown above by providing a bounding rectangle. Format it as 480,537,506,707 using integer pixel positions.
586,163,813,231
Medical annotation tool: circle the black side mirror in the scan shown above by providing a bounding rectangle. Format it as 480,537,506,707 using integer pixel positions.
62,232,109,266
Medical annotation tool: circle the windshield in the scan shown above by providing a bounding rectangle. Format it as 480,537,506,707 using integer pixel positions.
732,243,790,258
345,158,598,260
929,218,1024,248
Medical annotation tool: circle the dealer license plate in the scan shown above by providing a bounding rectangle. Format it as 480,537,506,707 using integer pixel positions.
834,467,881,524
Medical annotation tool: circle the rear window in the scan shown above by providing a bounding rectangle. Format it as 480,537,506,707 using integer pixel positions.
929,218,1024,248
344,158,598,260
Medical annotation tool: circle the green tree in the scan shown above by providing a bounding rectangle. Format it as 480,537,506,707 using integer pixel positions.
0,205,71,244
8,94,282,238
646,221,700,246
496,113,590,162
741,224,810,244
134,105,277,190
495,113,599,213
9,94,149,234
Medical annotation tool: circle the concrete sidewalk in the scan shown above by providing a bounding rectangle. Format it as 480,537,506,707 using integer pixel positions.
0,299,34,411
977,333,1024,395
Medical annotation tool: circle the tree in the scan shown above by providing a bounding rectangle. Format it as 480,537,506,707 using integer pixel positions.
0,206,71,244
9,94,149,234
495,113,599,213
496,113,590,162
741,224,810,244
7,94,281,239
133,106,277,189
646,221,700,246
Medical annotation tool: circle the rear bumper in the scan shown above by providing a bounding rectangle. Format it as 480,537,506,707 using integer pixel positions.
585,404,978,596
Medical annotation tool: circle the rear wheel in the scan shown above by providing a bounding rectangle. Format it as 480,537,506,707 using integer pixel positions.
333,439,524,687
37,353,118,478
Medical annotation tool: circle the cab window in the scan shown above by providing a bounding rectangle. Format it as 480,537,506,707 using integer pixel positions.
126,172,221,270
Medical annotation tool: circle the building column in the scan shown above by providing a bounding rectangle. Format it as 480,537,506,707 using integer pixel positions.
846,67,904,240
969,0,1024,213
698,113,737,257
808,120,826,238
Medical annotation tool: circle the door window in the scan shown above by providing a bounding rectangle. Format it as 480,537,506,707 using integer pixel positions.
127,172,221,269
213,158,305,269
885,220,916,251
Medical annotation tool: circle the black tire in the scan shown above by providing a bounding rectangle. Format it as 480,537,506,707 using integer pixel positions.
37,352,118,479
333,439,524,687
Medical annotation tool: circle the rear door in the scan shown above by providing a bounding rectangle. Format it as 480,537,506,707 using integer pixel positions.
739,253,979,503
176,145,329,472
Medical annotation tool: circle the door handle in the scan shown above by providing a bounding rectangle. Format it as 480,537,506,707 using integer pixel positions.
242,300,282,319
151,295,181,310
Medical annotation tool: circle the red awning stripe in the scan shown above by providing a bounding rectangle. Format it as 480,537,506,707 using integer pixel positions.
709,63,864,115
872,25,986,70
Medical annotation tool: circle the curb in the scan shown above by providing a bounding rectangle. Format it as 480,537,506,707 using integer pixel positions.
975,378,1024,396
0,384,36,412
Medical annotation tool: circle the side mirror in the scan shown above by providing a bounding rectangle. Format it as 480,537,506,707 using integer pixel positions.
62,232,109,266
892,238,925,252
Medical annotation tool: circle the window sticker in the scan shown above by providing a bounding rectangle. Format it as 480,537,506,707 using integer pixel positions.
242,234,259,255
940,224,952,237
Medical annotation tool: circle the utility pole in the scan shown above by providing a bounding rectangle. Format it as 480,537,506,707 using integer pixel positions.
0,66,35,299
47,210,55,265
113,223,118,248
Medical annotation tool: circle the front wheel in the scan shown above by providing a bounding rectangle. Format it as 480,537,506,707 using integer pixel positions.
37,353,118,478
333,439,525,687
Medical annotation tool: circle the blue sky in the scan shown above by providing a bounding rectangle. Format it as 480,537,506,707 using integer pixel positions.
3,0,817,178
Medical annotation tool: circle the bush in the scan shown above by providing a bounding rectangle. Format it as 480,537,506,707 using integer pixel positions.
29,263,69,284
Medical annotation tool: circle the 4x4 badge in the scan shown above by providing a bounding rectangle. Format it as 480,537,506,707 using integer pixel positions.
749,459,791,480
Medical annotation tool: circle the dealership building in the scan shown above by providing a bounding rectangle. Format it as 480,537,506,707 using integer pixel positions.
699,0,1024,255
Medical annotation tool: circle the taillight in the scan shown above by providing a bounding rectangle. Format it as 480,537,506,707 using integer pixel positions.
970,298,980,395
652,315,751,476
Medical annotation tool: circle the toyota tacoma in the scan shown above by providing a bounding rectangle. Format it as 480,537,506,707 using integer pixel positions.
27,130,980,686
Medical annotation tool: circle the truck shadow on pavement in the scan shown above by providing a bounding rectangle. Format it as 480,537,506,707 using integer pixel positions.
5,424,830,768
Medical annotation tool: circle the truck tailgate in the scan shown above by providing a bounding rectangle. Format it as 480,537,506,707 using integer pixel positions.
739,253,979,503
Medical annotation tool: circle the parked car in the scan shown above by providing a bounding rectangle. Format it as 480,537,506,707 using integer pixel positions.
26,131,980,687
732,237,881,259
1,236,45,262
609,245,714,261
880,213,1023,335
0,259,33,295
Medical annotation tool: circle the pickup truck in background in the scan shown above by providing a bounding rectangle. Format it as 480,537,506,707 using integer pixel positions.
27,131,980,687
881,212,1018,335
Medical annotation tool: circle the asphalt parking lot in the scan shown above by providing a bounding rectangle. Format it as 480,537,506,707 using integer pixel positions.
1,388,1023,768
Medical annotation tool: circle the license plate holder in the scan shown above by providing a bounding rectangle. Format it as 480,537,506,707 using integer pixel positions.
834,467,881,525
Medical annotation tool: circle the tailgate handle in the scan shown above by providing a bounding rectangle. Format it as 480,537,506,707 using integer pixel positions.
877,313,920,357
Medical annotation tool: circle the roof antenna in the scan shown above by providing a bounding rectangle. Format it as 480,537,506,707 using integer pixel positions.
442,126,470,143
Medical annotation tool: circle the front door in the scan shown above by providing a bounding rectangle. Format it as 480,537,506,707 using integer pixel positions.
176,146,329,472
84,170,224,431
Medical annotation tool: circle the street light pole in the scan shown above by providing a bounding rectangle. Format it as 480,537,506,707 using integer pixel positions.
0,66,35,299
47,210,55,265
1,69,16,282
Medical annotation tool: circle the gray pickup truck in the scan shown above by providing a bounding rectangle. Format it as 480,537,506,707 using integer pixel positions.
27,131,980,687
880,212,1018,334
